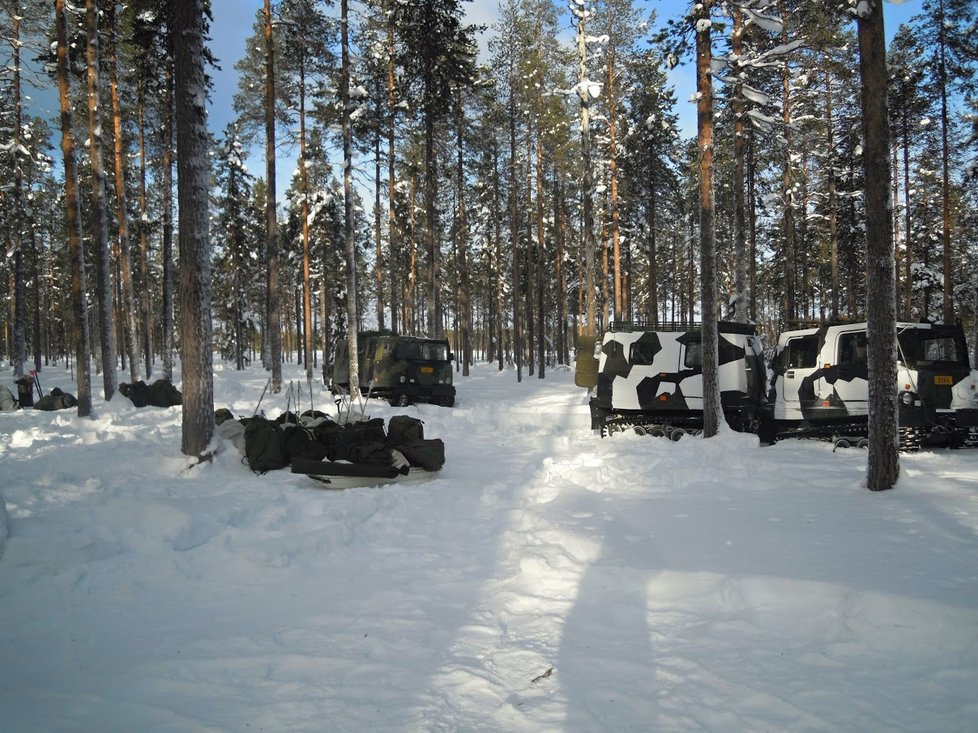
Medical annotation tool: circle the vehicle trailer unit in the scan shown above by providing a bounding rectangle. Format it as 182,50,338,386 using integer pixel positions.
578,321,768,437
770,320,978,449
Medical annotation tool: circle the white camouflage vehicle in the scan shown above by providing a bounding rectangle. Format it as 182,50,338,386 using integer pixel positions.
770,320,978,449
576,321,769,438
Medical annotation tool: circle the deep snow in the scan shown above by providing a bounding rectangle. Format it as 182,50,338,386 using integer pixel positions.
1,360,977,732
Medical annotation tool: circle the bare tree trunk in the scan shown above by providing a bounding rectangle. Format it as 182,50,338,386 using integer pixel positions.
508,55,522,382
576,2,596,336
137,103,153,378
778,0,797,321
937,0,953,322
731,7,748,323
9,8,26,378
106,2,140,384
341,0,360,399
456,103,471,376
173,0,214,457
535,108,546,378
57,0,92,417
902,111,913,317
857,0,899,491
826,70,840,320
695,0,722,438
264,0,283,392
525,140,535,377
606,30,623,320
299,52,315,382
387,19,399,334
161,33,175,383
86,0,118,400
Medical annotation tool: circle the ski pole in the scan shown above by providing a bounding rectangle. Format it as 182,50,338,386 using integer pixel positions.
253,377,271,417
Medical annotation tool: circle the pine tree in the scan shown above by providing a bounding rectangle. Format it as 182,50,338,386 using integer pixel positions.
857,0,899,491
85,0,118,399
172,0,215,457
56,0,92,417
392,0,478,338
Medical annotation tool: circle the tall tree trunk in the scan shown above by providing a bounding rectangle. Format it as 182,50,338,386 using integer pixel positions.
937,0,953,322
57,0,92,417
525,138,535,377
857,0,899,491
9,8,26,378
695,0,722,438
509,57,522,382
456,103,471,376
535,94,546,377
106,1,140,384
646,182,658,325
299,52,314,382
86,0,118,400
387,18,399,335
554,172,569,366
264,0,283,392
731,7,748,323
606,28,623,320
161,31,175,383
341,0,360,399
137,103,153,378
424,98,440,336
492,141,505,372
778,0,797,321
576,2,596,336
173,0,214,457
901,111,913,317
374,125,385,333
826,70,839,320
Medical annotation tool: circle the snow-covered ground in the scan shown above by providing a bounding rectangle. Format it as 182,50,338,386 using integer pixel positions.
1,360,977,732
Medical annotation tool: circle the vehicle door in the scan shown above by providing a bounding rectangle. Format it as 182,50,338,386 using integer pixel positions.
829,329,869,416
774,333,819,420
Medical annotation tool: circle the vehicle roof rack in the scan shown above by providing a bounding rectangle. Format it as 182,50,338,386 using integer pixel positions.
783,318,864,329
609,320,756,335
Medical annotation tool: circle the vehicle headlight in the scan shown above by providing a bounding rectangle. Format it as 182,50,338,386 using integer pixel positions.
399,375,406,383
900,390,916,406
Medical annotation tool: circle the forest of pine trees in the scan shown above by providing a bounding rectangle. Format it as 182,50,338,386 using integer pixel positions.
1,1,976,444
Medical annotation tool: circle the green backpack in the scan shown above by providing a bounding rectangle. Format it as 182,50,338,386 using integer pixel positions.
242,417,288,473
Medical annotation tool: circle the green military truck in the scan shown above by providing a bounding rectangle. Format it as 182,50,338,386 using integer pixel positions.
326,331,456,407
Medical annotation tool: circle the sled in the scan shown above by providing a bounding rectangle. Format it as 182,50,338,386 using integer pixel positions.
290,456,439,490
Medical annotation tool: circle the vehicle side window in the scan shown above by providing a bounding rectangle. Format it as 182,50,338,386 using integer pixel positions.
838,332,867,365
921,336,958,363
683,341,702,368
784,335,818,369
629,341,657,366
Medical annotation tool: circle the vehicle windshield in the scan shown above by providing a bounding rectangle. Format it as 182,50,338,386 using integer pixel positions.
394,341,449,361
897,329,968,367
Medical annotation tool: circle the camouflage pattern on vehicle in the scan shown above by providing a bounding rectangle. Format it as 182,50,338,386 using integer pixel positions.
770,320,978,448
327,332,456,407
577,321,768,436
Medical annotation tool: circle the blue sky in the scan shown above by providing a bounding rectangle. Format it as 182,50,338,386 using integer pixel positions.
206,0,924,201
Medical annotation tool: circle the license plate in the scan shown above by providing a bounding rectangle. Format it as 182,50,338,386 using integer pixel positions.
420,366,433,374
934,375,953,385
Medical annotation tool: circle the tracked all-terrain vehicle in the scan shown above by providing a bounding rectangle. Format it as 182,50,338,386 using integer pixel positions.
770,320,978,449
576,321,769,438
327,331,456,407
